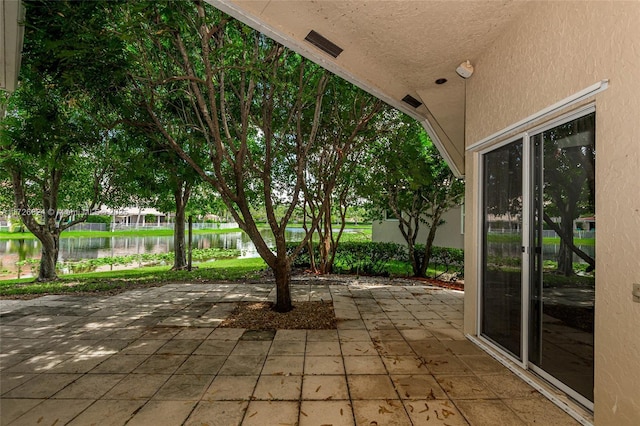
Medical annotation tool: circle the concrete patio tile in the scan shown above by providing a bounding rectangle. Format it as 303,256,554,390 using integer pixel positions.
299,400,355,426
364,319,396,330
52,373,125,399
302,375,349,400
252,374,302,400
90,353,149,374
103,326,147,340
340,341,377,356
157,339,203,355
458,355,508,375
348,374,397,400
0,281,582,426
7,398,93,425
2,373,81,398
435,374,498,399
412,310,444,320
0,372,37,394
45,353,113,374
242,401,299,426
140,327,181,340
429,327,466,340
153,374,213,400
268,339,306,356
173,327,215,340
0,399,43,426
305,340,341,356
392,374,448,400
304,356,345,375
120,338,167,355
184,400,248,426
336,319,367,329
343,356,387,375
175,355,226,375
127,400,198,426
194,339,237,356
403,399,468,425
504,395,582,425
377,340,417,356
421,354,471,375
102,373,170,400
207,327,245,341
393,319,425,330
381,355,430,375
66,399,145,426
217,355,266,376
400,328,435,341
203,375,259,401
261,355,304,376
132,354,188,374
230,341,272,357
480,373,539,399
306,329,339,341
352,399,412,425
409,340,451,357
369,329,405,341
441,340,485,356
3,353,71,374
337,329,371,342
273,329,307,341
455,399,526,425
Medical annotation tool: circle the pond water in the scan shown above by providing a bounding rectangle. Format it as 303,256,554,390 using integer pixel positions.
0,228,360,279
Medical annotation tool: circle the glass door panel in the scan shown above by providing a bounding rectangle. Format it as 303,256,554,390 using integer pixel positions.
482,140,523,358
530,113,595,404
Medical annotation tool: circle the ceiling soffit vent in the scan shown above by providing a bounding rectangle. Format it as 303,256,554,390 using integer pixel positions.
402,94,422,108
304,30,343,58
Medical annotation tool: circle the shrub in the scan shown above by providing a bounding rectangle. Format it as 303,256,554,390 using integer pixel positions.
287,241,407,275
288,241,465,278
86,215,112,224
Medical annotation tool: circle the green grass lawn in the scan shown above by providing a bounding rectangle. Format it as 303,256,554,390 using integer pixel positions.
0,227,243,240
0,258,267,297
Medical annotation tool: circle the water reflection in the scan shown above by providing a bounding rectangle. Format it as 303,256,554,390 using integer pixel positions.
0,228,347,278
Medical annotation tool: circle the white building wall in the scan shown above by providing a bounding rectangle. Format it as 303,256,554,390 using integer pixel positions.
371,205,464,249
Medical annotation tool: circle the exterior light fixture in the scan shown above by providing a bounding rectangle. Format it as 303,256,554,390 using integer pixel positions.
435,78,447,85
456,60,474,79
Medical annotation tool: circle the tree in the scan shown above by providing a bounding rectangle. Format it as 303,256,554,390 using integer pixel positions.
367,113,464,277
0,0,129,281
115,134,201,270
124,1,345,311
301,77,384,274
538,113,595,275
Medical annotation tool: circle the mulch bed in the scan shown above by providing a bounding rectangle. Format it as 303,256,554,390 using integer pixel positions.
406,276,465,291
220,301,337,330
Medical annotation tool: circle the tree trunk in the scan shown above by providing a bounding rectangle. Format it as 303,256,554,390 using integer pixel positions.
557,211,575,276
419,215,440,278
38,232,60,281
272,257,292,312
172,187,188,270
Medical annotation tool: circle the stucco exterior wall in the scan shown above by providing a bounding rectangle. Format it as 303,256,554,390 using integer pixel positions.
372,205,464,249
464,2,640,424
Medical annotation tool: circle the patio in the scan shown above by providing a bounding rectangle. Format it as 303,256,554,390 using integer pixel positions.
0,278,580,425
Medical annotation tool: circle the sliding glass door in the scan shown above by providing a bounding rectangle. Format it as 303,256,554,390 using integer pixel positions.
480,110,595,408
481,139,523,359
529,112,595,406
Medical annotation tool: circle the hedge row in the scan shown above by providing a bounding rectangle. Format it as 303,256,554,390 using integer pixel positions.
287,241,464,277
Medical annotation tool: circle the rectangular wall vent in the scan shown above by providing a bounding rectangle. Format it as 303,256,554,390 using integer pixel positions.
304,30,343,58
402,95,422,108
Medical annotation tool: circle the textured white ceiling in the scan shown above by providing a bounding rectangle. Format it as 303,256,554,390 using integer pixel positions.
212,0,530,174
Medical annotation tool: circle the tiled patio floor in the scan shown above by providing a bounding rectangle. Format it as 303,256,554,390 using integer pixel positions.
0,278,581,425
